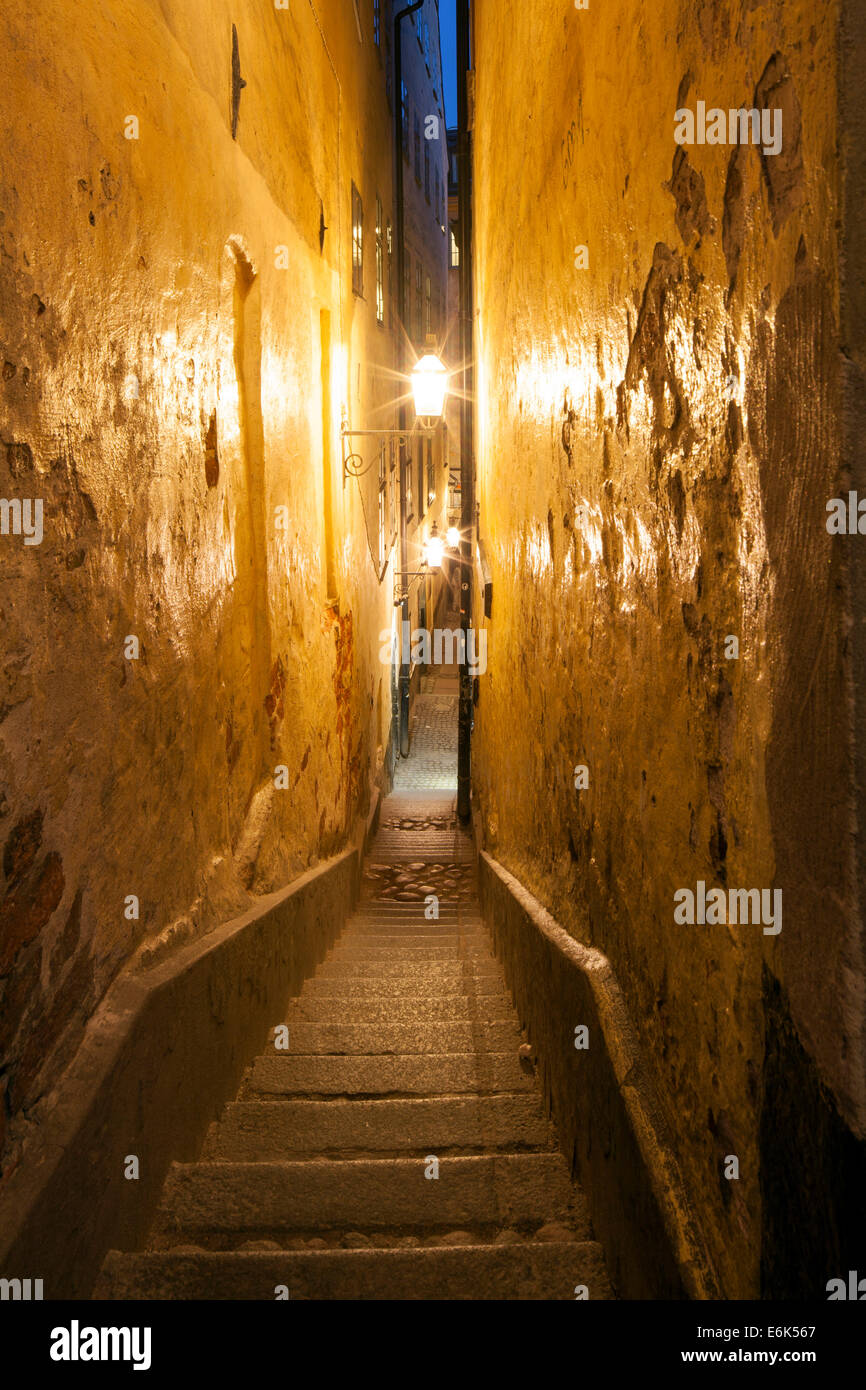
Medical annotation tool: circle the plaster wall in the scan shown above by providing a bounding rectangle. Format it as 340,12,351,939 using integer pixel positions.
0,0,398,1171
471,0,863,1296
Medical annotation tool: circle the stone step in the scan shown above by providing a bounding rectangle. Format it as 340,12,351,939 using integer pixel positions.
150,1154,588,1246
313,961,501,982
350,908,482,916
367,847,474,863
327,945,492,961
285,997,513,1024
341,928,489,939
351,930,483,939
360,893,475,902
91,784,615,1303
269,1021,523,1055
298,976,512,999
97,1241,612,1300
353,902,479,911
366,840,468,850
341,947,490,959
353,905,480,914
239,1052,534,1099
201,1095,553,1159
348,911,483,922
352,925,482,934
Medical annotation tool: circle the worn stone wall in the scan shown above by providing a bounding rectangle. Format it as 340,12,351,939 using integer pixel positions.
471,0,864,1296
0,847,358,1299
0,0,399,1171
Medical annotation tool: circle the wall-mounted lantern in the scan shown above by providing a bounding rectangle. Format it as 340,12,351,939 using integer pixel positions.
411,353,449,423
341,353,450,482
424,522,445,570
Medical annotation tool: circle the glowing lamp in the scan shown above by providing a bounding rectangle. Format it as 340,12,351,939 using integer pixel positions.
425,524,445,569
411,354,448,420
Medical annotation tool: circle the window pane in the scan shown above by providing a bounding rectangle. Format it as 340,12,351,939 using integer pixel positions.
376,196,384,324
352,183,363,296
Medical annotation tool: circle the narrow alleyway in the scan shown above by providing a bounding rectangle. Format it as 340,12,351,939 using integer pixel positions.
97,686,612,1299
5,0,866,1326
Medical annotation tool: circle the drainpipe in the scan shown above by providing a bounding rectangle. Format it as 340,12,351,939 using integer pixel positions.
456,0,474,822
394,1,424,758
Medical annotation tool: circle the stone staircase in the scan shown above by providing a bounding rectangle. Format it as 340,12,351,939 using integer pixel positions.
97,793,612,1300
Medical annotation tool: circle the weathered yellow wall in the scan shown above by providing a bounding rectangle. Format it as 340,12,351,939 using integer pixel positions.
472,0,859,1295
0,0,399,1161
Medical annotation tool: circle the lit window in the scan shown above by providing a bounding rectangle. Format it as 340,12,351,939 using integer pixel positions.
386,219,393,327
351,182,363,296
450,229,459,267
389,439,397,540
375,196,384,324
378,443,387,569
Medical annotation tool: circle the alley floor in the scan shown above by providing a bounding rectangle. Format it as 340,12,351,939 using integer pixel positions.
96,685,612,1299
393,661,461,791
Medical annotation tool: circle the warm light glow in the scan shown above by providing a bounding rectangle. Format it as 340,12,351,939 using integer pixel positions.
425,531,445,569
411,354,448,419
446,526,461,548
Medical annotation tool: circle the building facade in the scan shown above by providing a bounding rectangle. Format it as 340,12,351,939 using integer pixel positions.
393,1,453,684
0,0,443,1165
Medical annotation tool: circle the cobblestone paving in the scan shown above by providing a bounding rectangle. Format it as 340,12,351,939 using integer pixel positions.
393,690,459,790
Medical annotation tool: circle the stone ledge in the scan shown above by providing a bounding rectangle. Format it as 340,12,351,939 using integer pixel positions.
0,848,358,1299
477,848,722,1300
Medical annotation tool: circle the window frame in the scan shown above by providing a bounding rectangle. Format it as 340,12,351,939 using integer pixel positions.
351,181,364,297
375,195,385,325
426,437,435,509
418,446,426,519
378,442,388,570
403,249,411,332
386,219,393,329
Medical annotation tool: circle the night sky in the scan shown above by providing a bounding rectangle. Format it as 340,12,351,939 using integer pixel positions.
439,0,457,128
